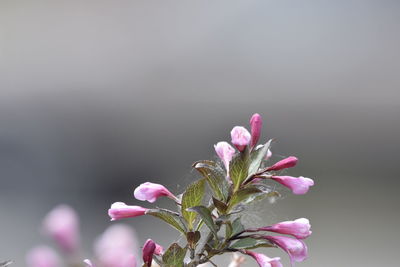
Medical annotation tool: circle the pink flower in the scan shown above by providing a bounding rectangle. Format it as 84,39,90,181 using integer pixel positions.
243,250,282,267
250,113,263,149
42,205,80,254
142,239,156,267
134,182,178,203
230,126,251,152
214,141,235,175
94,224,139,267
263,236,308,265
271,176,314,195
26,246,61,267
257,218,312,239
267,156,298,171
108,202,147,221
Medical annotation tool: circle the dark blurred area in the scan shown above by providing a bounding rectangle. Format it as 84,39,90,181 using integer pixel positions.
1,1,399,266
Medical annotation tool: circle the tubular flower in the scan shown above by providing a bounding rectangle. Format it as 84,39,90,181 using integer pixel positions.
94,224,138,267
214,141,235,175
257,218,312,239
263,236,308,265
26,246,61,267
266,156,298,171
271,176,314,195
42,205,80,254
142,239,156,267
108,202,147,221
243,250,282,267
230,126,251,152
134,182,178,203
250,113,263,149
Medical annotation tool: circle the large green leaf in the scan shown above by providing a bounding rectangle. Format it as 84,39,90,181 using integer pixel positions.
192,160,229,201
230,237,274,250
162,243,187,267
247,139,272,177
229,153,250,191
146,209,187,234
187,205,218,238
227,186,263,210
181,179,205,229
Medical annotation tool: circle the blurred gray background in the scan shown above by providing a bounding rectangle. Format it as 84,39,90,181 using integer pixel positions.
1,0,399,266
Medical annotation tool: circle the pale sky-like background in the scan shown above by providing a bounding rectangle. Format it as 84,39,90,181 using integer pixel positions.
1,1,400,266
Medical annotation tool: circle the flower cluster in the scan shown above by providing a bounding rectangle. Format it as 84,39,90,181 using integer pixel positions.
108,113,314,267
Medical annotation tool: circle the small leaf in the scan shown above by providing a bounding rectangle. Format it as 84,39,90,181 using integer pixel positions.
231,217,245,237
248,139,272,177
230,153,250,191
193,160,229,201
181,179,205,229
146,209,187,234
230,237,274,249
228,186,263,210
225,221,233,238
212,197,228,214
186,231,201,246
162,243,187,267
187,205,218,238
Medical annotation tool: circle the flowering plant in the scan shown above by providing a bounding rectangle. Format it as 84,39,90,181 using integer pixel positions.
106,113,314,267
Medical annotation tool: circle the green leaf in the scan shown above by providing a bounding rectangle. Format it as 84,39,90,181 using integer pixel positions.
255,190,281,202
230,153,250,191
181,179,205,229
193,160,229,201
231,217,245,237
212,197,228,214
225,221,233,238
228,186,263,210
230,237,274,249
248,139,272,177
146,209,187,234
187,205,218,238
162,243,187,267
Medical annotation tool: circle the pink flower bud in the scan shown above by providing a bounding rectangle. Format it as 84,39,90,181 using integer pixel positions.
243,250,282,267
257,218,312,239
230,126,251,152
142,239,156,267
94,224,138,267
214,141,235,174
250,113,263,149
42,205,80,254
267,156,298,171
271,176,314,195
108,202,147,221
26,246,61,267
263,236,308,265
134,182,177,203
